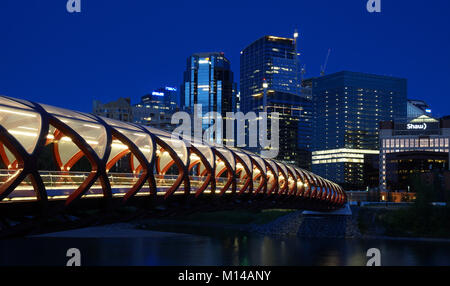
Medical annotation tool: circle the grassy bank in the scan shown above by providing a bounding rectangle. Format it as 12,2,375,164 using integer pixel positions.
134,209,297,236
358,205,450,238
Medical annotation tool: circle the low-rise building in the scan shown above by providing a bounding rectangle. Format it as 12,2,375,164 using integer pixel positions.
379,115,450,192
93,97,133,122
132,87,178,132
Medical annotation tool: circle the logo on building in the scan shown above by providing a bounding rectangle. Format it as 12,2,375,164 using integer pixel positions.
407,123,427,130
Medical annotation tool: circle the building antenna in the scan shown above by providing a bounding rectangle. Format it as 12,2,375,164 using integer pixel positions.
320,48,331,76
294,29,300,94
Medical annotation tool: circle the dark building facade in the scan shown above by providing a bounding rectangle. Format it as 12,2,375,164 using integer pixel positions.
385,151,448,192
93,97,132,122
311,71,407,190
240,35,312,168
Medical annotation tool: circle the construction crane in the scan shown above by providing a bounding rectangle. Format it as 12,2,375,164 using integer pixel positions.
320,48,331,76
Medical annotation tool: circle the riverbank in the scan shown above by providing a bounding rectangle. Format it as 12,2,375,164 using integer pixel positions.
357,204,450,239
132,208,360,238
131,206,450,242
26,206,450,244
1,202,444,243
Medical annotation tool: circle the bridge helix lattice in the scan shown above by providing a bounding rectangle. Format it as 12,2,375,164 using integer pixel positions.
0,95,346,209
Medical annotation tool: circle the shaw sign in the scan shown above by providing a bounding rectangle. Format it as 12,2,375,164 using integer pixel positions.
407,123,427,130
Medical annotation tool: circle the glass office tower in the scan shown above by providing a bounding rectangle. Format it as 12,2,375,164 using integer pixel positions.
240,35,301,113
181,52,236,143
240,35,311,168
311,71,407,190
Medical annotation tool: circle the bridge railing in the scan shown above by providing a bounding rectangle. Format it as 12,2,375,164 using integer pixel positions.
0,169,238,201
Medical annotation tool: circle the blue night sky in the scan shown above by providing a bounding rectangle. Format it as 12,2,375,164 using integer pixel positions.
1,0,449,116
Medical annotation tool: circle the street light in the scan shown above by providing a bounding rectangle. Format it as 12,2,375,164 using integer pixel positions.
262,79,268,112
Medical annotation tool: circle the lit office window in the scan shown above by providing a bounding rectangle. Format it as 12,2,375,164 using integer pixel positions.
420,138,429,148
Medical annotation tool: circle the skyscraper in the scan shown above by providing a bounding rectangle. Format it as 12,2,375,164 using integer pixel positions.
240,34,312,168
310,71,407,190
181,52,236,142
240,35,301,113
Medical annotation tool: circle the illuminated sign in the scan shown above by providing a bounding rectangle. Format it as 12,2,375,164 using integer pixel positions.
165,87,177,91
407,123,427,130
199,58,210,64
152,92,165,97
425,109,432,113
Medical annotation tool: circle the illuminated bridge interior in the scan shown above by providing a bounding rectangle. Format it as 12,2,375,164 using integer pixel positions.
0,95,346,209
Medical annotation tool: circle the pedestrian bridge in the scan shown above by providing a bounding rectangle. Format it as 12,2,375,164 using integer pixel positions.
0,95,346,210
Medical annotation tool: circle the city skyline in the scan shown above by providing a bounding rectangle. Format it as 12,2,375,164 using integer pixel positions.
1,1,449,116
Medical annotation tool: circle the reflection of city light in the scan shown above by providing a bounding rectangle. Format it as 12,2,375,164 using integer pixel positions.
111,143,128,149
83,124,101,129
8,130,37,137
190,154,200,160
18,126,38,131
0,109,37,117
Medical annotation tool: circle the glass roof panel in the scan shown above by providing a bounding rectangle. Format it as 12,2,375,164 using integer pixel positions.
0,103,42,154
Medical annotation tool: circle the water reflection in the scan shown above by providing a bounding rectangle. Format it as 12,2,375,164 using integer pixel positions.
1,231,450,266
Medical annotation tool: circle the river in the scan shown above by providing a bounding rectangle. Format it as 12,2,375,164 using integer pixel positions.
1,226,450,266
